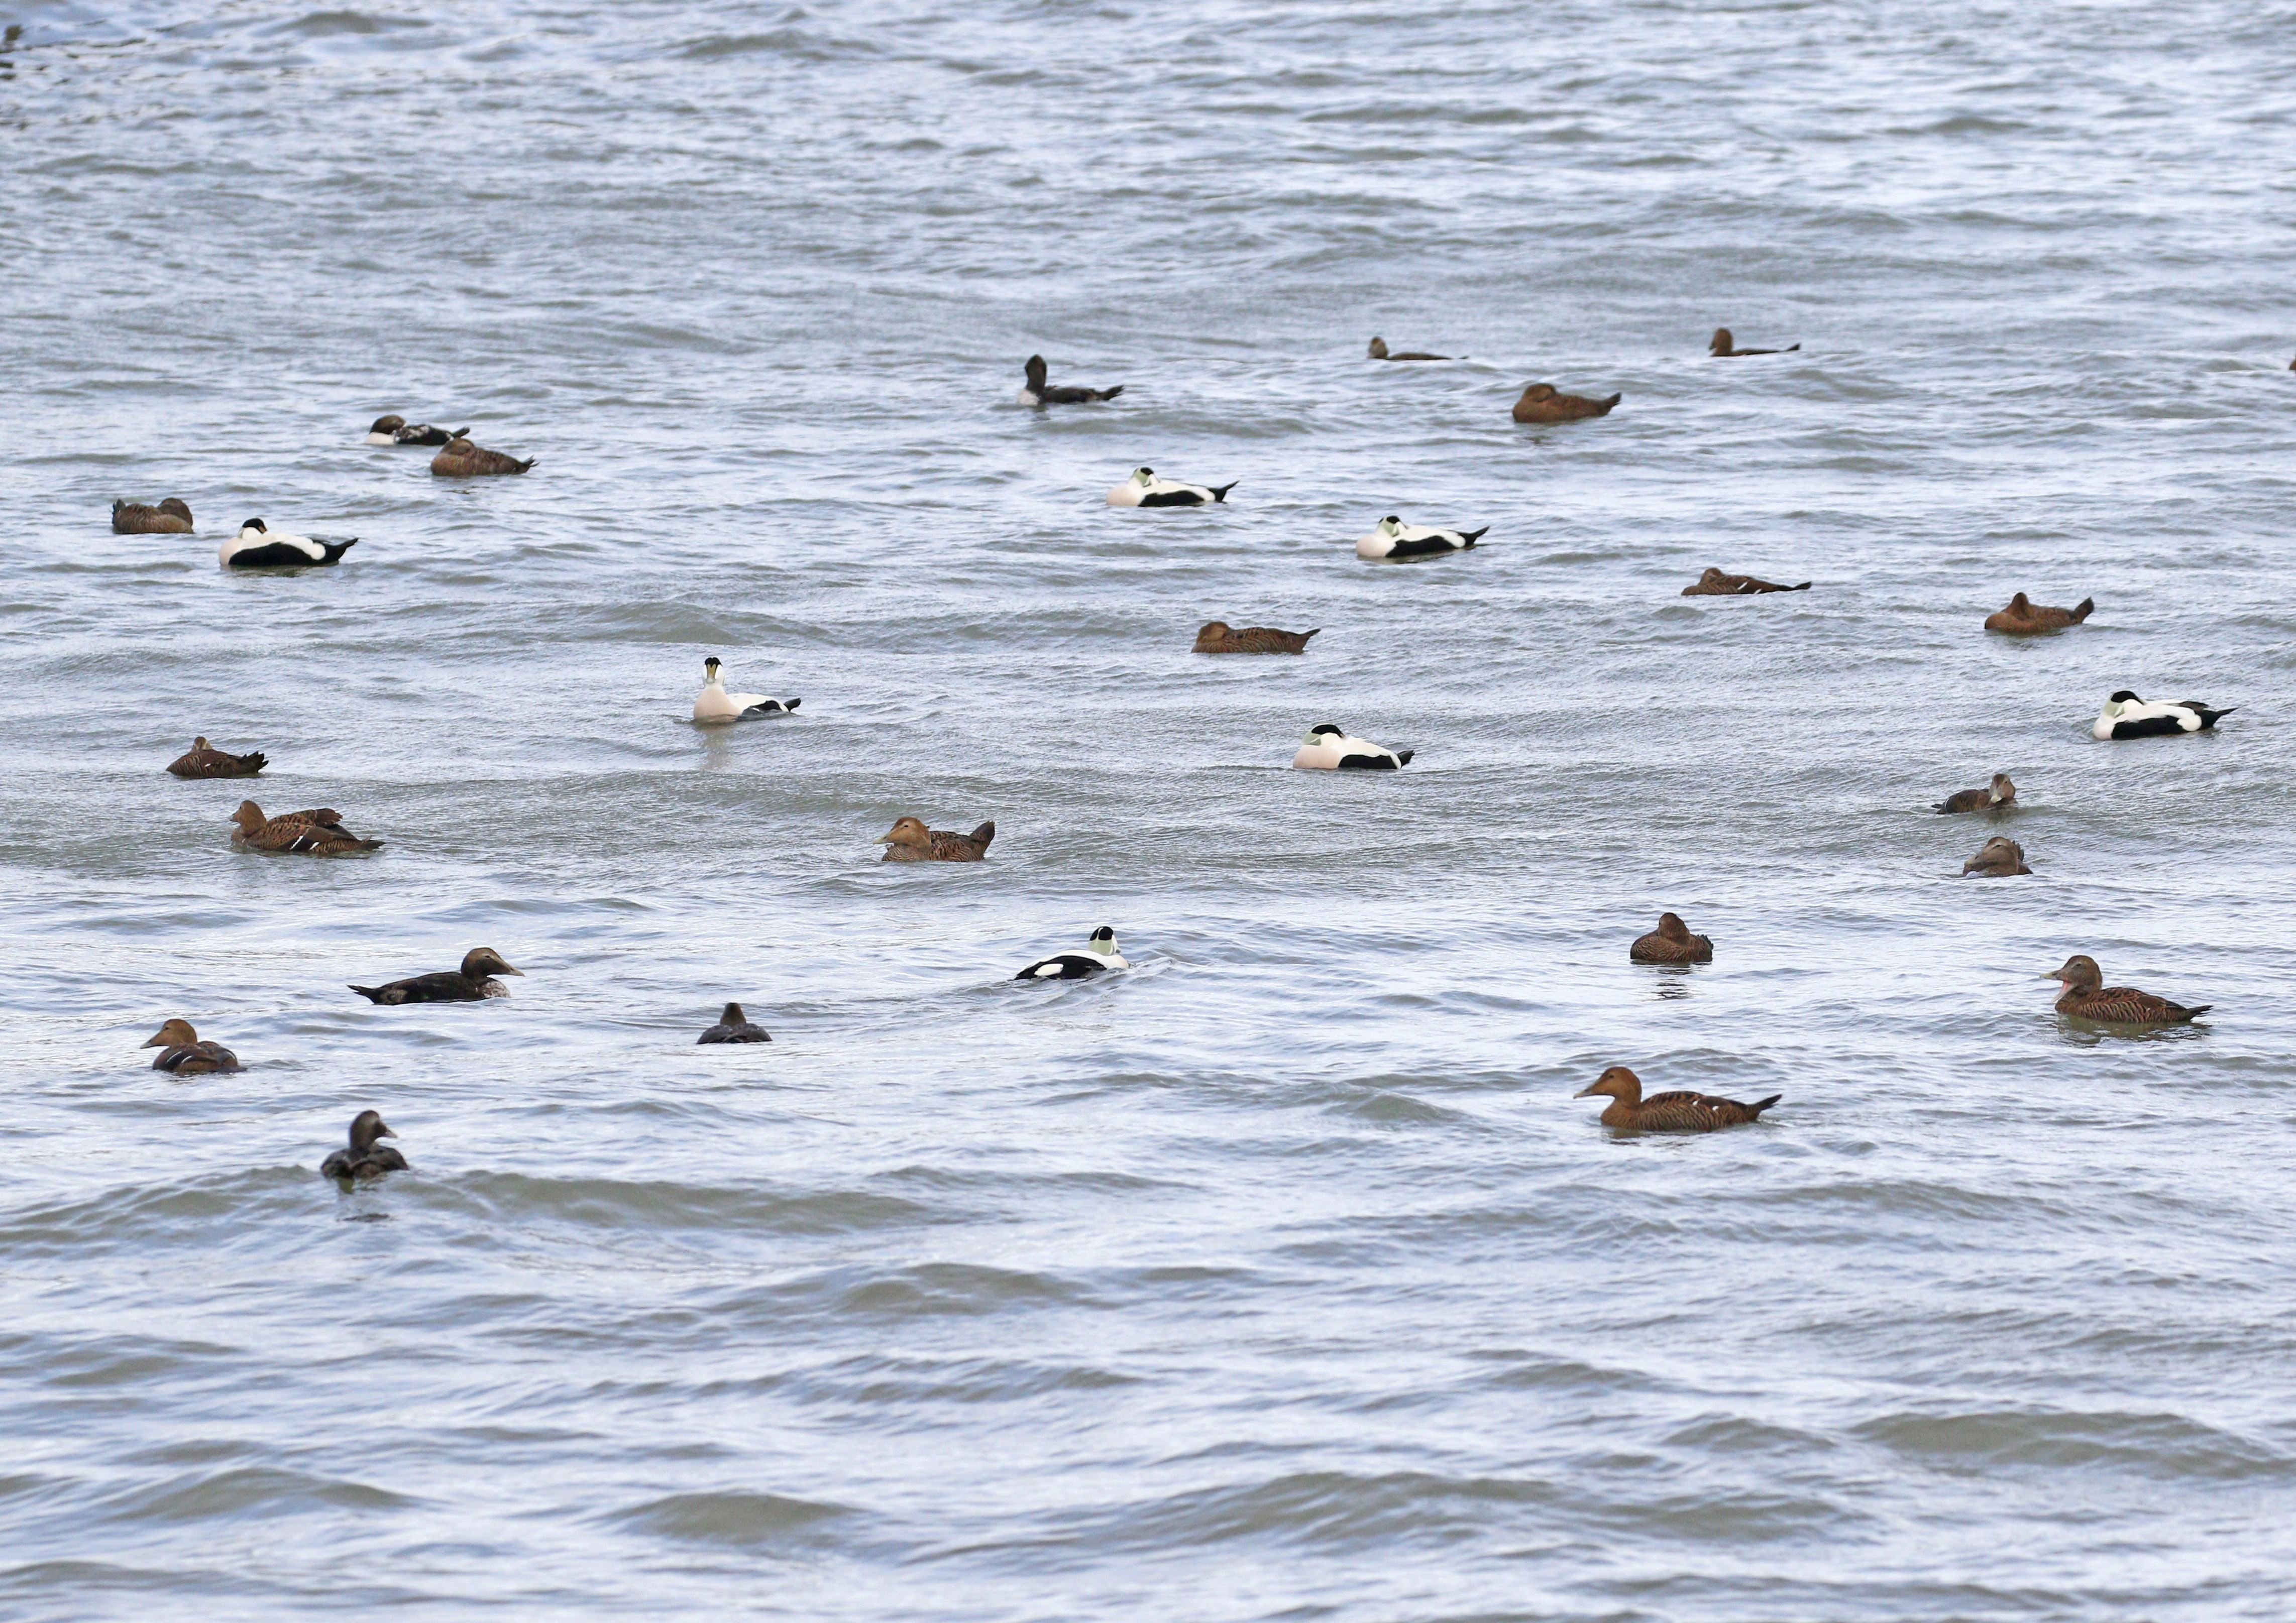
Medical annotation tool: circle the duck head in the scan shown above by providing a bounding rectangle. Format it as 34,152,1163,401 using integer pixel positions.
2104,690,2142,714
144,1018,199,1049
718,1001,747,1025
878,816,933,852
460,948,523,979
1709,328,1734,355
442,438,475,455
230,800,268,833
2005,592,2033,613
1087,925,1121,959
1023,355,1048,390
237,519,268,537
1989,772,2017,805
1302,722,1346,746
1575,1065,1645,1105
1194,621,1233,648
2044,955,2103,992
159,498,192,522
1518,384,1558,404
368,415,407,437
1377,516,1404,536
346,1109,397,1152
1128,467,1155,487
702,655,725,687
1654,912,1694,941
1696,567,1728,587
1368,337,1389,358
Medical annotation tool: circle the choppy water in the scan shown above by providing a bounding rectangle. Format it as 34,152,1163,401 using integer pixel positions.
6,1,2296,1616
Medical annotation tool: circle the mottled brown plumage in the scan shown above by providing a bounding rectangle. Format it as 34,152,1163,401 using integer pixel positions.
1682,567,1811,596
167,736,267,778
877,816,995,863
1574,1066,1780,1132
1962,836,2031,877
229,799,383,855
1934,772,2015,814
698,1001,772,1044
1512,383,1620,423
1985,592,2094,633
2045,955,2209,1026
320,1110,408,1181
1708,327,1800,357
112,498,194,534
143,1018,242,1075
1193,621,1320,655
1368,337,1450,361
1629,911,1713,964
430,437,535,477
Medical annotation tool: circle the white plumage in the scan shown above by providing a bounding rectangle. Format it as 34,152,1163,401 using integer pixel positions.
1292,723,1412,771
1105,467,1237,508
1015,926,1128,980
693,656,800,723
1355,514,1487,560
2091,690,2234,741
217,519,357,568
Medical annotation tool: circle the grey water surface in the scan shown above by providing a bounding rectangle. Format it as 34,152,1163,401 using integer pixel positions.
4,1,2295,1617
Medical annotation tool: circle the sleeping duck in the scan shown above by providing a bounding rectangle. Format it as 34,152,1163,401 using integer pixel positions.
1193,621,1319,654
1985,592,2094,633
319,1110,407,1182
112,498,194,534
1106,467,1237,508
1629,912,1713,964
1512,383,1620,422
698,1001,772,1043
1682,567,1809,596
2091,691,2235,740
229,800,382,855
1368,337,1452,361
693,655,799,723
167,736,266,778
1018,355,1123,406
1293,723,1411,770
351,947,524,1004
1016,925,1127,980
878,817,995,862
430,438,535,477
142,1018,242,1075
1962,836,2032,877
1934,772,2016,814
219,519,358,569
366,415,468,446
1356,515,1487,560
1708,327,1800,358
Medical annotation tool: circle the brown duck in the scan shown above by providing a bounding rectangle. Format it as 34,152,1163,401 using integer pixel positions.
1708,327,1800,358
1934,772,2015,814
143,1018,242,1075
2044,956,2209,1026
320,1110,408,1181
698,1002,772,1044
352,948,523,1005
112,498,194,534
1962,836,2031,877
1629,912,1713,964
1984,592,2094,633
1512,383,1620,423
229,800,383,855
167,736,267,778
878,817,995,862
1575,1066,1780,1132
430,437,535,477
1193,621,1319,655
1682,567,1811,596
1368,337,1451,361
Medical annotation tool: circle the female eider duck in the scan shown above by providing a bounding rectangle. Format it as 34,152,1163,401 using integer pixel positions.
1194,621,1318,654
1986,592,2094,633
1368,337,1452,361
1356,515,1487,561
1293,724,1411,771
1935,772,2016,814
1018,355,1123,406
167,737,266,778
143,1018,242,1075
229,800,382,855
112,498,194,534
698,1002,772,1044
320,1110,407,1182
878,817,995,862
2092,691,2234,740
693,656,799,723
1512,383,1620,423
1106,468,1237,508
1708,327,1800,358
220,519,357,569
1575,1066,1779,1132
1682,567,1809,596
2044,955,2209,1026
430,437,535,477
1629,912,1713,964
366,414,468,446
351,947,523,1004
1016,926,1127,980
1962,836,2032,877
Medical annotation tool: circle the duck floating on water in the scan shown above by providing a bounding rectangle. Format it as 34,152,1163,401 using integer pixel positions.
1963,836,2032,877
219,519,357,569
1368,337,1452,361
351,947,524,1005
1356,515,1487,561
1512,383,1620,423
1574,1066,1780,1132
1106,467,1237,508
319,1110,407,1182
2092,691,2234,740
112,498,194,534
2044,955,2209,1026
1708,327,1800,357
366,415,468,446
1682,567,1810,596
142,1018,242,1075
878,817,995,862
1629,912,1713,964
1016,925,1127,980
1293,723,1411,771
698,1002,772,1044
229,800,382,855
430,437,535,477
1986,592,2094,633
1018,355,1123,406
692,656,799,723
167,737,267,778
1194,620,1318,655
1934,772,2015,814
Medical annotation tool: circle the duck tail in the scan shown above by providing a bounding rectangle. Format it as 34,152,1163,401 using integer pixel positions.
1747,1094,1783,1118
1785,343,1801,352
1788,581,1813,591
970,821,996,849
2179,1005,2212,1022
783,698,801,711
244,752,268,774
349,984,386,1003
1602,393,1622,409
1393,748,1414,766
1099,385,1124,401
1300,629,1321,644
2072,597,2095,622
1458,527,1488,545
1208,481,1237,502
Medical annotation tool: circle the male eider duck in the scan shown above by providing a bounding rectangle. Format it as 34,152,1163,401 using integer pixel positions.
878,817,995,862
1018,355,1123,406
1368,337,1452,361
698,1002,772,1044
1356,515,1487,561
1962,836,2032,877
1629,912,1713,964
229,800,382,855
693,656,799,723
1016,925,1127,980
1985,592,2094,634
219,519,357,569
430,437,535,477
2044,955,2209,1026
1934,772,2015,815
319,1110,407,1182
167,736,266,778
351,947,524,1004
1682,567,1809,596
1512,383,1620,423
2092,691,2234,740
1575,1066,1779,1132
1106,468,1237,508
1708,328,1800,358
1293,724,1410,771
143,1018,242,1075
112,498,194,534
1194,621,1319,655
366,414,468,446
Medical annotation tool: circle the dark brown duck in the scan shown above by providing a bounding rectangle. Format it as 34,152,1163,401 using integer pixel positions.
319,1110,407,1182
143,1018,242,1075
430,437,535,477
1962,836,2031,877
878,816,995,863
1018,355,1123,406
1985,591,2094,633
1512,383,1620,423
229,800,382,855
1682,567,1811,596
1368,337,1451,361
168,736,267,778
1708,327,1800,357
1934,772,2015,814
351,947,524,1005
698,1002,772,1044
2043,956,2209,1026
1629,912,1713,964
1574,1066,1780,1132
1193,621,1319,655
112,498,194,534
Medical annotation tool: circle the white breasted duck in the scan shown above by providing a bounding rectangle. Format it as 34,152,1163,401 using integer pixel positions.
365,414,468,446
2091,691,2235,740
219,519,357,569
1018,356,1123,406
693,656,799,723
1106,467,1237,508
1293,723,1412,771
1015,926,1128,980
1356,515,1487,561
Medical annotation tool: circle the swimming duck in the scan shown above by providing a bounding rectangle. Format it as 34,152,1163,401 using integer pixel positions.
1018,355,1123,406
1512,383,1620,423
1193,621,1319,654
1962,836,2032,877
351,947,524,1004
142,1018,242,1075
1368,337,1451,361
365,414,468,446
1708,327,1800,357
878,817,995,862
1682,567,1810,596
692,656,800,723
1293,723,1411,771
1574,1066,1780,1132
1016,925,1128,980
319,1110,408,1182
167,736,267,778
1985,592,2094,633
219,519,358,569
698,1001,772,1044
1106,467,1237,508
112,498,194,534
2043,955,2209,1026
1629,912,1713,964
430,438,535,477
1355,515,1487,561
2091,691,2234,740
1934,772,2016,814
229,800,382,855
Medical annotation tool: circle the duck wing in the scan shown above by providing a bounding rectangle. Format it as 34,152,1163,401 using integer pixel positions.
2074,986,2207,1024
1633,1090,1778,1130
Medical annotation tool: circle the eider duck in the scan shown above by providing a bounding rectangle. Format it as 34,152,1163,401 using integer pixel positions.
2044,955,2209,1026
692,656,799,723
1985,592,2094,634
167,736,267,778
2092,691,2234,740
1682,567,1810,596
112,498,194,535
142,1018,242,1075
1574,1066,1779,1132
430,438,535,477
1962,836,2032,877
1629,912,1713,964
1708,327,1800,358
319,1110,407,1182
1368,337,1451,361
366,414,468,446
1512,383,1620,423
698,1002,772,1044
1194,621,1318,654
878,817,995,862
219,519,357,569
1106,467,1237,508
1016,925,1128,980
351,947,524,1004
229,800,382,855
1356,515,1486,561
1018,355,1122,406
1934,772,2015,814
1293,723,1411,771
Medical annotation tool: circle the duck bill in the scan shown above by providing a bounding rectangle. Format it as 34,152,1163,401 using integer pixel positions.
1573,1082,1601,1097
377,1125,398,1138
496,965,525,977
874,833,898,844
141,1033,167,1048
